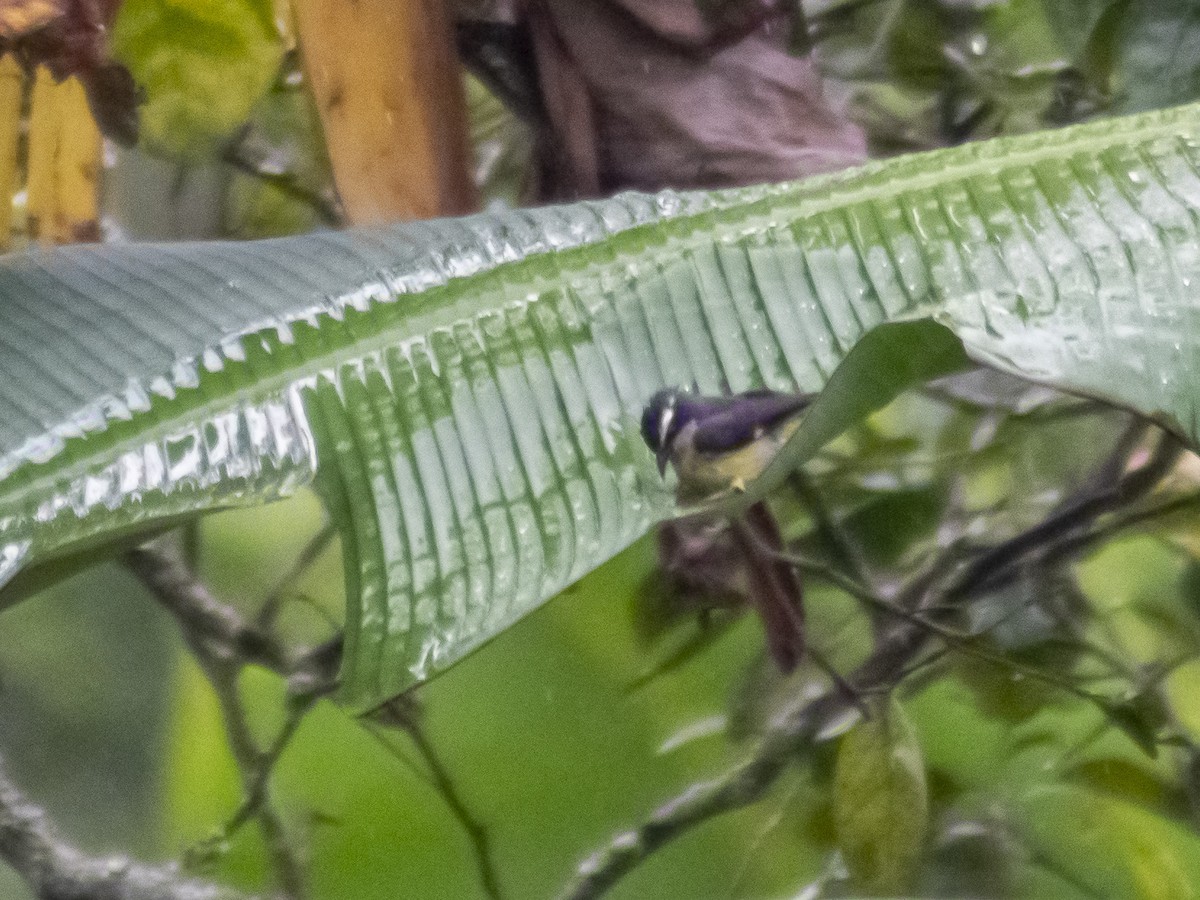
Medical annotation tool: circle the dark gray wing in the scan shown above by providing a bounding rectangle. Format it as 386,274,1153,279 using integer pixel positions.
688,391,811,453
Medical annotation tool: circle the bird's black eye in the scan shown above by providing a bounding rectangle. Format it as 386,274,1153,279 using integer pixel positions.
640,389,678,450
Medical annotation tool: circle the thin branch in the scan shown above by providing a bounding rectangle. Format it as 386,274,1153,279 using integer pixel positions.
785,550,1108,702
946,430,1183,601
404,725,503,899
1068,417,1149,501
787,471,871,588
257,522,336,630
123,544,339,694
1045,490,1200,565
566,425,1189,899
123,543,332,899
191,658,307,900
221,139,342,227
368,698,504,900
123,546,287,672
0,756,251,900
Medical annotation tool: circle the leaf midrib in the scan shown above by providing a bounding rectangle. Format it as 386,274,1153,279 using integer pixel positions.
2,102,1195,516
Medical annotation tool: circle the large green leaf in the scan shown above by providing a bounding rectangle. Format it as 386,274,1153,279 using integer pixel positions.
834,696,929,893
112,0,284,160
1015,785,1200,897
1110,0,1200,115
4,103,1200,709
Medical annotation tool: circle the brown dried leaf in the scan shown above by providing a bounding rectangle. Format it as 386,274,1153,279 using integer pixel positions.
531,0,865,196
0,0,62,40
81,58,138,145
607,0,791,50
0,0,137,145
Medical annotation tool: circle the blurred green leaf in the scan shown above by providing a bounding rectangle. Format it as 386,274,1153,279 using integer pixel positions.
1102,689,1171,758
953,652,1061,724
1067,757,1173,809
223,65,336,239
466,76,534,208
740,320,970,512
833,695,929,894
1044,0,1127,60
922,814,1017,898
1179,559,1200,621
1110,0,1200,114
884,0,947,90
840,483,946,565
112,0,283,160
1080,535,1194,670
820,0,1080,146
1015,784,1200,898
0,563,174,857
1073,0,1131,95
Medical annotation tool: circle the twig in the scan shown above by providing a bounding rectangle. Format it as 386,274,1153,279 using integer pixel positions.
946,430,1183,601
1045,490,1200,565
123,546,287,672
257,522,337,630
124,543,330,899
123,544,339,693
1068,417,1149,501
784,550,1106,702
566,425,1189,899
222,139,341,227
404,725,503,899
191,657,307,900
787,472,871,588
367,698,504,900
0,755,252,900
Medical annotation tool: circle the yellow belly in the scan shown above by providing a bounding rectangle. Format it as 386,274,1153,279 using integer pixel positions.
673,417,801,502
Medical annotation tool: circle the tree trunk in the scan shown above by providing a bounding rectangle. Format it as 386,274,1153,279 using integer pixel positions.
293,0,478,224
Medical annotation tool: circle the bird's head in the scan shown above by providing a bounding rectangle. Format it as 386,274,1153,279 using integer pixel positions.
641,388,686,475
641,387,815,486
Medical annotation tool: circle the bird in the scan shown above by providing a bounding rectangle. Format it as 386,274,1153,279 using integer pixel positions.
640,387,814,502
641,387,817,674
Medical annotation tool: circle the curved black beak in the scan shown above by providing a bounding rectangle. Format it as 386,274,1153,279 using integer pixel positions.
656,445,670,477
